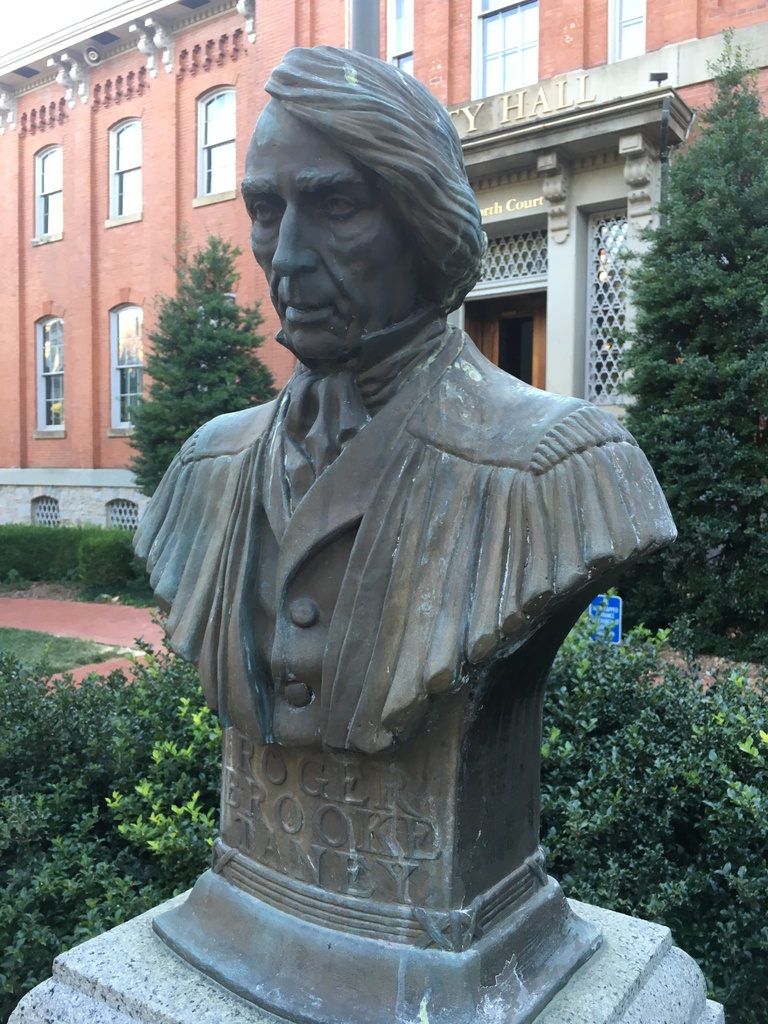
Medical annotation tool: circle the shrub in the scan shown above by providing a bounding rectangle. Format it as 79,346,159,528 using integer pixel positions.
0,525,87,581
542,615,768,1024
0,645,220,1023
1,621,765,1024
77,532,135,588
0,525,147,594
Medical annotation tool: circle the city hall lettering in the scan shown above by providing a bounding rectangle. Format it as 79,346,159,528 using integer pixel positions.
221,730,442,904
450,73,597,138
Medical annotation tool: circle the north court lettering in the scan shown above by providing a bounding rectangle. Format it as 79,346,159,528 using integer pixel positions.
479,195,545,219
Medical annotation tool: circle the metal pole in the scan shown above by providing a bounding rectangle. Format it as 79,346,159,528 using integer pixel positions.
349,0,380,57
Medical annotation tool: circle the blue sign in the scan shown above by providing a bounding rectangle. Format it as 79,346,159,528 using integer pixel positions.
588,594,623,644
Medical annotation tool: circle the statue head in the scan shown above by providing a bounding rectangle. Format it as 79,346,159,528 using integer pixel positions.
242,45,485,364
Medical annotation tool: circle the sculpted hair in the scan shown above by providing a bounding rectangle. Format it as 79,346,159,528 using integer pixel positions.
265,46,486,313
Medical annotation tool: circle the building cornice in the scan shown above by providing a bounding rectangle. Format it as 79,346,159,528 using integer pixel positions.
0,0,237,95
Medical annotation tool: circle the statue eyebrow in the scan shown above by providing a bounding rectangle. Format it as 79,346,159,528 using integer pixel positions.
241,176,278,197
294,169,366,190
241,169,367,200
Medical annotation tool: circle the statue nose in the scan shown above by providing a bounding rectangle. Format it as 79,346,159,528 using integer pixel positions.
272,208,317,278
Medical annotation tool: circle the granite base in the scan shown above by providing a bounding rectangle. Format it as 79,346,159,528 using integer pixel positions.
9,894,724,1024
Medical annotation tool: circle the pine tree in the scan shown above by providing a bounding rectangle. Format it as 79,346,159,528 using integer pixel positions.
621,35,768,659
129,235,276,495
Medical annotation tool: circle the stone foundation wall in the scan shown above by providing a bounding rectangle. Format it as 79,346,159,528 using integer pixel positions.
0,485,148,528
0,471,149,529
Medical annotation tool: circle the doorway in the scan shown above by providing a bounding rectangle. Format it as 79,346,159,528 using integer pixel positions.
464,292,547,389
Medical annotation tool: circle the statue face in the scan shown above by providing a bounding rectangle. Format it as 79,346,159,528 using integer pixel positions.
243,101,418,363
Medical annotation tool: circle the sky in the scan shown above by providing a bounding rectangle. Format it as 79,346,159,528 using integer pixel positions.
5,1,108,56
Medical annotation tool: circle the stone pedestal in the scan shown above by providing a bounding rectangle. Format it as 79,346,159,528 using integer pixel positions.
10,895,723,1024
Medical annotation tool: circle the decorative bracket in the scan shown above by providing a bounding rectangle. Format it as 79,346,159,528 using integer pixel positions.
236,0,256,43
0,88,17,133
130,16,174,76
619,133,658,230
537,150,571,244
47,51,88,106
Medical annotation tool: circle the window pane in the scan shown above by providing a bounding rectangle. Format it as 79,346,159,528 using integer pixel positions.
484,54,502,97
521,42,538,84
393,0,413,54
117,308,143,366
619,20,645,59
119,367,143,423
621,0,645,22
395,52,414,75
205,92,236,146
118,168,142,216
42,149,62,193
504,9,522,50
207,141,236,194
45,374,64,426
484,12,503,59
116,122,141,171
43,321,63,373
44,191,63,235
522,2,539,42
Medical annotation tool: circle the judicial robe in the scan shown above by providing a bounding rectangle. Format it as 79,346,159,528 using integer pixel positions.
134,319,676,754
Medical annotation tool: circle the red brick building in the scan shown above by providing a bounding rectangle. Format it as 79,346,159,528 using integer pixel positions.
0,0,765,524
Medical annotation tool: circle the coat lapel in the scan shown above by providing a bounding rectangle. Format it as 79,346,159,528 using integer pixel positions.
274,325,464,599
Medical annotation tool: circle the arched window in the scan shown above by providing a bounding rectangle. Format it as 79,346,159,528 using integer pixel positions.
107,498,140,530
109,120,142,218
35,145,63,236
198,88,236,197
110,305,143,427
32,495,60,527
37,317,64,428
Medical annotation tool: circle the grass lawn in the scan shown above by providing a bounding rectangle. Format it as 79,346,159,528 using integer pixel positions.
0,627,127,674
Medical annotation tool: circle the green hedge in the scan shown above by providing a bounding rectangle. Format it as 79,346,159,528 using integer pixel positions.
542,617,767,1024
0,524,142,589
0,645,220,1023
0,623,765,1022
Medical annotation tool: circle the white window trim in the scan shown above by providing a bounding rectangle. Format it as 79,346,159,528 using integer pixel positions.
35,145,63,238
36,317,64,430
110,305,144,429
387,0,414,73
197,87,236,199
109,119,142,220
472,0,540,101
608,0,646,63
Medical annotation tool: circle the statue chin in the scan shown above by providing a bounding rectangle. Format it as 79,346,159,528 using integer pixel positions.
277,325,362,366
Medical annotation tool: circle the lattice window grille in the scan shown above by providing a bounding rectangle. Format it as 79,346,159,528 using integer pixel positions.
480,230,548,285
33,495,60,527
107,499,140,530
586,211,629,404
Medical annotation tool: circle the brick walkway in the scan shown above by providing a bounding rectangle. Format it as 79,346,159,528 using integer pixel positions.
0,597,166,683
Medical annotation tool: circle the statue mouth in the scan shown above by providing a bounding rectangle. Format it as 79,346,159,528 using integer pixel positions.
284,305,336,325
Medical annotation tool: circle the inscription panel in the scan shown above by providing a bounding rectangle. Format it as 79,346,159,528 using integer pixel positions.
220,730,453,907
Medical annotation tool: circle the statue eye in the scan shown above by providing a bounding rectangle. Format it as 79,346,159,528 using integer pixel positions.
249,198,283,227
323,194,357,220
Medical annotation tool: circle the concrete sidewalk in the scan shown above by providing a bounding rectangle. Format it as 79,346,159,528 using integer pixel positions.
0,597,166,682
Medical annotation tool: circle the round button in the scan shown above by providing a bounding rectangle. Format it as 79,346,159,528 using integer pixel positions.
289,597,320,628
284,681,314,707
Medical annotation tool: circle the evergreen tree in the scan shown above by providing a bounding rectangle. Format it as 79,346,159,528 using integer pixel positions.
129,235,275,495
621,35,768,659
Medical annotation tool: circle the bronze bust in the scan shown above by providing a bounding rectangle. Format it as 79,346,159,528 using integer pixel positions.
135,45,675,1024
